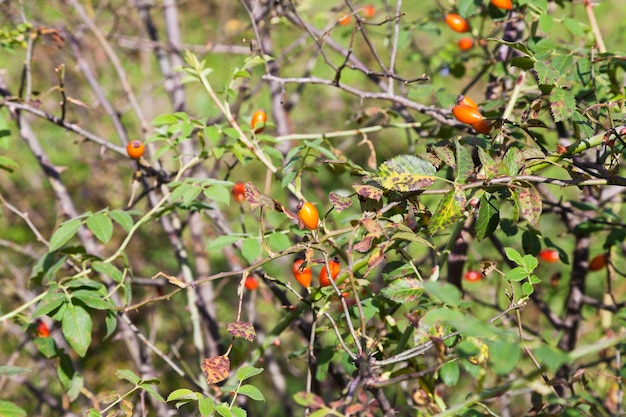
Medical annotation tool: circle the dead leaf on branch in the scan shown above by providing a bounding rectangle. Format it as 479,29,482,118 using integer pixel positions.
226,321,256,342
201,355,230,384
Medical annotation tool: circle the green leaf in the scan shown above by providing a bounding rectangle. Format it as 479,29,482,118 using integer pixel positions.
504,247,524,266
49,218,82,252
66,372,84,401
231,406,246,417
423,282,461,307
167,388,202,402
0,366,30,377
521,281,535,296
506,266,528,282
475,195,499,241
538,13,554,33
0,155,18,172
0,400,27,417
371,155,437,192
510,57,535,70
206,235,242,251
141,384,165,402
266,232,290,252
152,113,179,126
86,409,102,417
237,384,265,401
62,304,92,357
488,39,532,57
550,87,576,123
236,365,264,382
86,212,113,244
92,261,124,284
109,210,134,232
457,0,480,17
116,369,141,385
534,61,561,85
534,345,569,371
514,185,542,226
380,278,424,303
503,147,522,176
198,396,215,415
32,291,66,317
104,310,117,340
439,361,460,386
455,141,474,184
215,403,233,417
563,18,584,36
204,185,230,205
428,187,466,235
241,238,261,263
487,340,521,375
71,289,112,310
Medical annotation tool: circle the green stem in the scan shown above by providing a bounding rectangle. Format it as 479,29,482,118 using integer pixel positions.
0,290,48,322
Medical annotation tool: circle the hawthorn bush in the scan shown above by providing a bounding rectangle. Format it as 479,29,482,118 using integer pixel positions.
1,0,625,416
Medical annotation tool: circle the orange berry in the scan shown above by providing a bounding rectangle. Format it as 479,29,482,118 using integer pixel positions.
490,0,513,10
539,249,560,263
319,257,340,287
457,37,474,51
232,181,246,204
297,201,319,230
457,95,479,110
588,254,607,271
362,5,375,18
464,270,482,282
250,110,267,134
338,14,352,25
292,259,313,288
126,140,145,160
453,104,484,124
445,14,470,33
245,276,259,290
35,319,50,338
471,119,492,134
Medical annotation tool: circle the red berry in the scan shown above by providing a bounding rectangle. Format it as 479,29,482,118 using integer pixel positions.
588,254,607,271
35,319,50,338
245,276,259,290
292,259,313,288
457,95,479,110
491,0,513,10
232,181,246,204
338,14,352,25
453,104,484,124
319,257,340,287
445,14,470,33
539,249,560,263
297,201,319,230
457,37,474,51
251,110,267,133
126,140,145,160
464,270,482,282
362,5,375,18
471,119,492,134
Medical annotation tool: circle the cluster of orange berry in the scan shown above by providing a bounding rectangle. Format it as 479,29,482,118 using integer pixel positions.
444,0,513,51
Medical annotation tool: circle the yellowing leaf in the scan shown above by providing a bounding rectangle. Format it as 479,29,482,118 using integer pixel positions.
370,155,437,192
